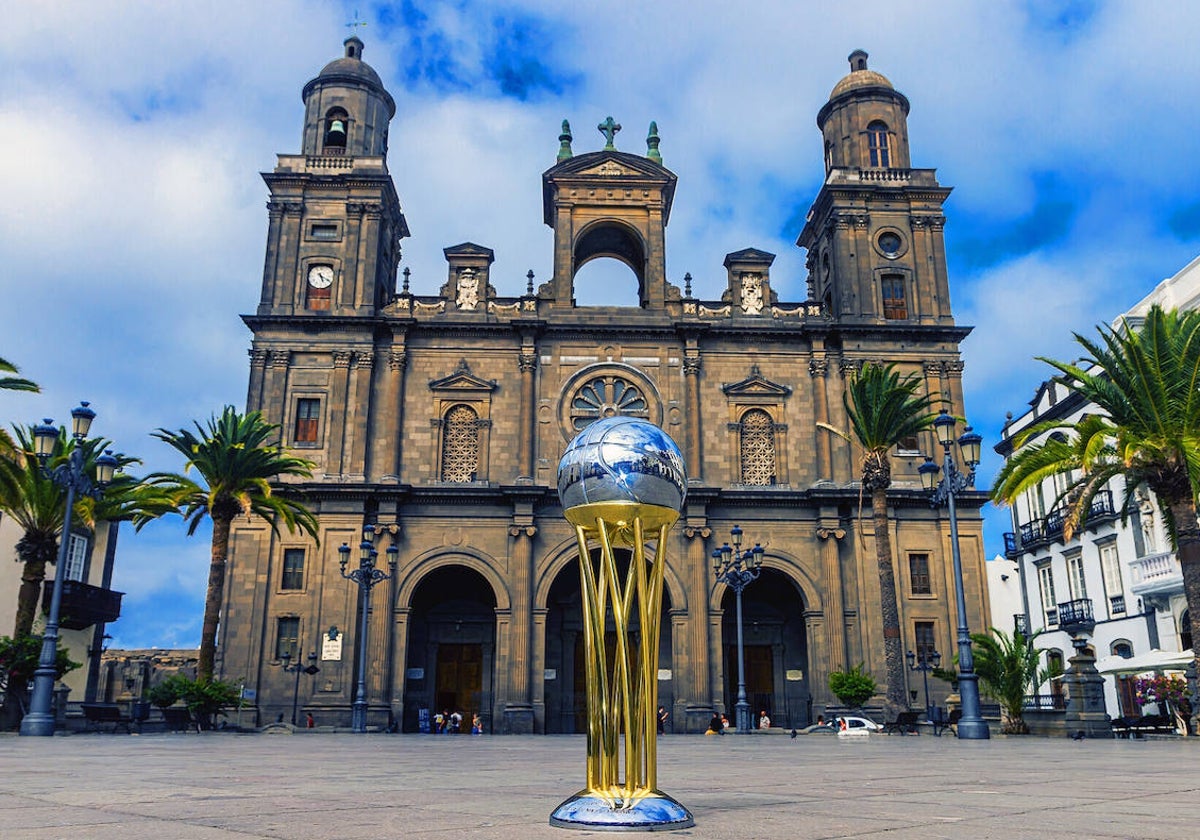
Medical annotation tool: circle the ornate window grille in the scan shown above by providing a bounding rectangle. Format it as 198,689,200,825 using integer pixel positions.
739,409,776,485
441,404,479,482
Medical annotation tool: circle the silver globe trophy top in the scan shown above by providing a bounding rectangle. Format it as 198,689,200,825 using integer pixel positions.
557,416,687,515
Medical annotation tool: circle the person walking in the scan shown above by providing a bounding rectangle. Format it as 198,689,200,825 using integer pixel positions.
657,706,668,735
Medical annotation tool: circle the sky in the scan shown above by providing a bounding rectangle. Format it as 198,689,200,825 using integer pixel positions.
1,0,1199,650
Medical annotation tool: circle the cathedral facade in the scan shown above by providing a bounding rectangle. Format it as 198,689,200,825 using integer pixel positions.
218,41,989,733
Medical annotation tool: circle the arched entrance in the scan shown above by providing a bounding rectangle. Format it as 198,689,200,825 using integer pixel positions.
401,565,497,732
720,568,810,728
543,548,675,733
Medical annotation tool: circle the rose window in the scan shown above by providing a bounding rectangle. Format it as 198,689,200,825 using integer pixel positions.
569,375,649,431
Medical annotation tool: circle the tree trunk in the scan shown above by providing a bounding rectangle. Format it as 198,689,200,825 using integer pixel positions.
13,556,48,638
1168,497,1200,694
198,516,232,683
873,488,907,718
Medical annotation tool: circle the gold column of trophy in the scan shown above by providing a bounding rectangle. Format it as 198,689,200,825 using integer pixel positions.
550,417,693,831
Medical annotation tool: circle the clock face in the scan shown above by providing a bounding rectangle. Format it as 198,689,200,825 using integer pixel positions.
308,265,334,289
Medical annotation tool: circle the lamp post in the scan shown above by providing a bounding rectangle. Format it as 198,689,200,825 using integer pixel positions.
906,648,941,721
20,402,119,737
918,409,990,740
711,525,764,732
279,649,319,726
339,525,397,733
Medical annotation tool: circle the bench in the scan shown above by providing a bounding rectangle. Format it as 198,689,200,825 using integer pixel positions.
81,703,134,734
881,711,920,735
161,706,200,733
933,708,961,737
1112,714,1176,738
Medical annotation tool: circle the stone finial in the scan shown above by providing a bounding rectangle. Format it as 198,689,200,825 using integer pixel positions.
598,116,621,150
526,270,535,296
646,121,662,165
557,119,573,161
402,266,411,294
684,272,693,298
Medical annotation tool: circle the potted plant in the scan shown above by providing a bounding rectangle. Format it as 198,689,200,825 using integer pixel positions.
828,663,877,710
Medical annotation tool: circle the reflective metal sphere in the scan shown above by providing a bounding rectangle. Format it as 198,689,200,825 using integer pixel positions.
557,417,687,512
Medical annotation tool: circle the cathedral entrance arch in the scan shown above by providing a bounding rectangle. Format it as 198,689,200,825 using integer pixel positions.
718,568,811,728
542,547,676,733
401,565,497,732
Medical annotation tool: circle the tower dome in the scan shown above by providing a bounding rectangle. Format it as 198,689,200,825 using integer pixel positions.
828,50,896,99
817,50,911,172
299,37,395,157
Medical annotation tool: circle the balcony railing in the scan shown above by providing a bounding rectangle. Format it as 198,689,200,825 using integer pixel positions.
1057,597,1095,636
1003,489,1116,556
41,579,123,630
1023,693,1066,711
1129,550,1184,598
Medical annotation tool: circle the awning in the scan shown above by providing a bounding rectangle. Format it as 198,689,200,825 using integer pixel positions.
1095,648,1194,675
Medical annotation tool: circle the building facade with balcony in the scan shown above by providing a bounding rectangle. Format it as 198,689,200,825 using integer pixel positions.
0,512,125,711
993,255,1200,719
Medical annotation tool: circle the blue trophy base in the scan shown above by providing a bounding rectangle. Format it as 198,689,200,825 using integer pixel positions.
550,790,694,831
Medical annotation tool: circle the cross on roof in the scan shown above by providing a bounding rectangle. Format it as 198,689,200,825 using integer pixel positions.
597,116,621,150
346,11,367,34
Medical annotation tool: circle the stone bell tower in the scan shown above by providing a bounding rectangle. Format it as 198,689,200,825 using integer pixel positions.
798,50,954,326
254,36,409,320
540,119,678,309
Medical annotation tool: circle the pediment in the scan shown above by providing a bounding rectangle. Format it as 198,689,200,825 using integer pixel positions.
545,151,677,182
724,247,777,267
429,359,497,392
444,242,495,260
722,366,792,397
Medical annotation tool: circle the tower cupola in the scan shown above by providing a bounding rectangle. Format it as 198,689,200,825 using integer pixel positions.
817,50,911,173
300,37,396,157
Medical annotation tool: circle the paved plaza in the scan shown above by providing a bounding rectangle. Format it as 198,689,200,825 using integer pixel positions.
1,731,1196,839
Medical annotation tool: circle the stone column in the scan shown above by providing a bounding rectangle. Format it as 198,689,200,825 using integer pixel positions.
264,350,291,428
682,351,702,482
810,353,832,482
504,522,536,733
682,522,713,732
816,521,846,672
804,610,829,708
390,607,411,728
328,350,352,478
517,350,537,481
492,609,511,731
247,348,269,413
531,607,548,733
345,351,373,482
669,608,689,731
370,346,406,483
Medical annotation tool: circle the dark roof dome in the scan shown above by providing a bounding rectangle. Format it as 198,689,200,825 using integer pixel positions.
829,49,895,99
316,37,384,87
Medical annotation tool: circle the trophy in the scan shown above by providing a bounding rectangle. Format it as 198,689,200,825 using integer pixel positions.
550,417,694,830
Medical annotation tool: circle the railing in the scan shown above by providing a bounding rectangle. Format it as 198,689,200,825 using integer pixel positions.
1006,490,1116,555
1057,598,1095,634
1129,550,1184,597
1109,594,1126,615
41,579,124,629
857,167,912,182
1023,693,1066,711
307,155,354,169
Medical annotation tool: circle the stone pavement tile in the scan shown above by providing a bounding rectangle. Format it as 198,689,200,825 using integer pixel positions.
0,818,253,840
0,804,129,831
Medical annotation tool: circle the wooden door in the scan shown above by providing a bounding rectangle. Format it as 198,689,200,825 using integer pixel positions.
436,643,482,730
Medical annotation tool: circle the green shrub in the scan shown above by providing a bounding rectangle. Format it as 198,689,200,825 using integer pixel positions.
146,675,240,722
0,634,80,694
828,663,877,708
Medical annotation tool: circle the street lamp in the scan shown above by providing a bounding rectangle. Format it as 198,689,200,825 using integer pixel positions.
917,409,989,740
338,524,398,733
21,402,119,736
279,649,319,726
906,648,941,721
711,525,764,732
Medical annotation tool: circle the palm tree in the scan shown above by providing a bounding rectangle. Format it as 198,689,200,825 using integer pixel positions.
0,356,38,393
0,427,142,638
969,627,1048,734
820,362,940,717
147,407,318,682
992,305,1200,680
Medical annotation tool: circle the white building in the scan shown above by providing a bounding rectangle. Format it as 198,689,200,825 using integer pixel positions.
993,255,1200,719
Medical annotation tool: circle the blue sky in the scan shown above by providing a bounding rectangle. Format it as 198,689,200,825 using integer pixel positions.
1,0,1199,649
